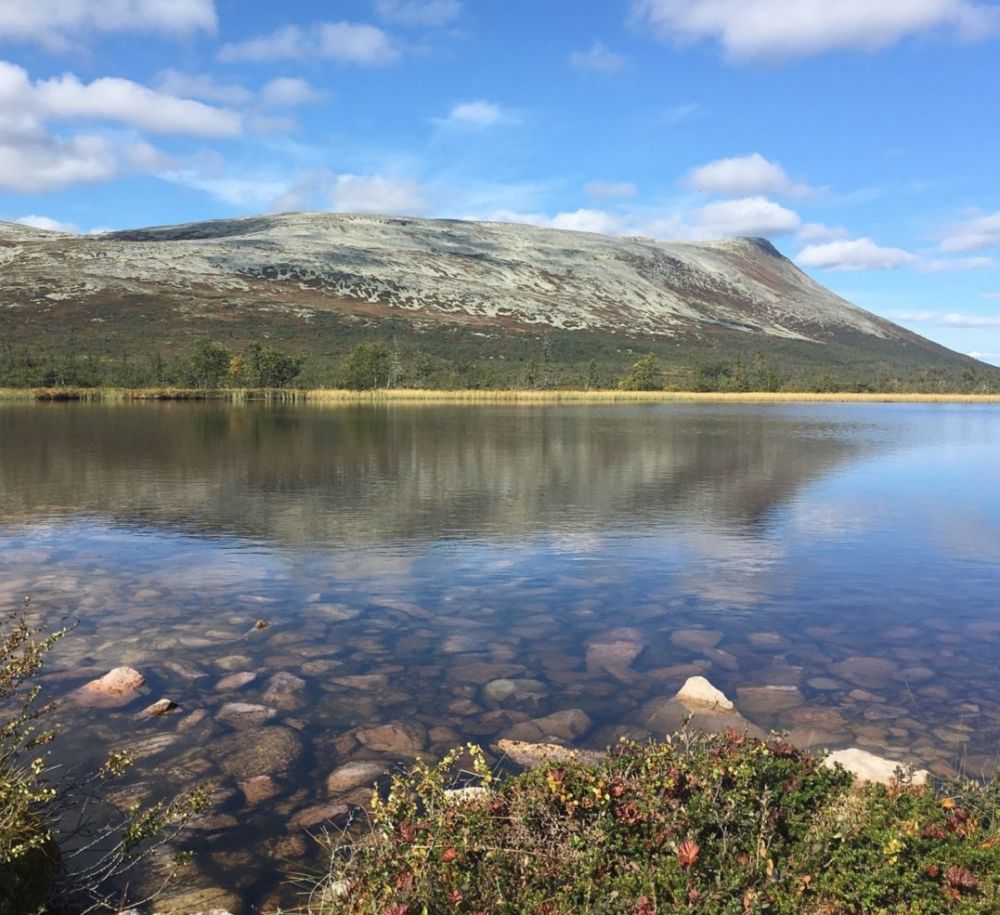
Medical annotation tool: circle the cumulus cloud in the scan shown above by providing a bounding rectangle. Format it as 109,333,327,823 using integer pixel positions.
34,73,242,137
585,181,638,199
329,174,426,215
569,41,629,73
940,210,1000,253
219,22,399,66
549,209,623,234
693,196,801,237
0,131,165,193
437,100,517,128
889,310,1000,327
796,237,916,271
14,215,79,234
373,0,462,26
155,70,253,106
685,153,812,197
632,0,998,61
0,0,217,48
260,78,326,108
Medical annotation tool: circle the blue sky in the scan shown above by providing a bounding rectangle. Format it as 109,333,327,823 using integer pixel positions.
1,0,998,362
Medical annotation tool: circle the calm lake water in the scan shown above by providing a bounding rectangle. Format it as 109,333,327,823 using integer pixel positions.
1,402,999,910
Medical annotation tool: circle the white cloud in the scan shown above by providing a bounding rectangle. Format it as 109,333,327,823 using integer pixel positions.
693,196,801,237
890,310,1000,327
0,131,164,193
260,78,327,109
155,70,253,106
940,210,1000,253
918,256,997,273
796,237,916,271
14,215,79,233
329,174,426,215
0,0,217,48
585,181,637,199
796,222,849,244
219,22,398,66
660,102,701,125
685,153,811,197
632,0,998,61
549,209,623,234
374,0,462,26
569,41,629,73
35,73,242,137
438,100,516,128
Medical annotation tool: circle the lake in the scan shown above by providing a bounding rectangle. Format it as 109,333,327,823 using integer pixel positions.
1,402,999,911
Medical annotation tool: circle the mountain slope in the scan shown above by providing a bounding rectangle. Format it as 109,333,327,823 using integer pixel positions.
0,211,987,385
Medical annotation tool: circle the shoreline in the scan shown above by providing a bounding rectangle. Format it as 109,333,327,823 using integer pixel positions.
2,386,1000,404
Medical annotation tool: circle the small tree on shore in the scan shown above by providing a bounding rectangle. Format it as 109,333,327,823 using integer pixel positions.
619,354,663,391
338,343,391,390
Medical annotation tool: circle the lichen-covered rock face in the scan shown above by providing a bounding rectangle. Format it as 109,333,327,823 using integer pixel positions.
0,212,907,347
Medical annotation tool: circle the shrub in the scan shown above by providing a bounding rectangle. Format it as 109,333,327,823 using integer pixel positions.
619,354,664,391
1,601,209,914
310,732,1000,914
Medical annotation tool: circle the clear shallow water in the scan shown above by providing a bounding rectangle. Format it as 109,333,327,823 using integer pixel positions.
1,402,999,910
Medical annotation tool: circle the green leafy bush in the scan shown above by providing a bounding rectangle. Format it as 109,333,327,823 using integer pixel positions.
312,733,1000,914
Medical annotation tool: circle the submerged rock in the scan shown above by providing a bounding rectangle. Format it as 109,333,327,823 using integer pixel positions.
671,629,723,650
263,672,307,710
355,721,428,757
217,702,277,728
240,775,280,806
825,748,929,786
289,802,350,830
217,727,304,780
829,656,899,688
215,671,258,691
585,628,644,682
326,761,386,796
736,685,805,715
141,698,178,718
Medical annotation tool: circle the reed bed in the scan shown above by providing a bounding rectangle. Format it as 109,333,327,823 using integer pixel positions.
2,387,1000,404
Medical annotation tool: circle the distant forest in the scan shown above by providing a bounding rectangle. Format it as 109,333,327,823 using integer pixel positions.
2,321,998,393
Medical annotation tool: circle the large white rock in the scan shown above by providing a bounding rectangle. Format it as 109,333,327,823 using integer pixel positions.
676,676,734,712
825,748,929,786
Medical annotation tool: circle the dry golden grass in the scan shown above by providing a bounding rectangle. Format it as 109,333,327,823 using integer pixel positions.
2,387,1000,404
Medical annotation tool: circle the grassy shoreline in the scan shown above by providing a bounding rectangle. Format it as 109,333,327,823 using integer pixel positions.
2,386,1000,404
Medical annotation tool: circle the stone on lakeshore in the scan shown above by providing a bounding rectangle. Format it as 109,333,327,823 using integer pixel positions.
263,672,307,710
645,661,712,682
736,685,805,715
240,775,280,806
215,671,257,691
141,698,178,718
117,734,179,760
355,721,428,757
701,647,740,671
829,656,899,688
326,761,386,796
824,748,929,786
748,632,790,648
329,673,390,691
676,676,734,711
495,739,604,770
848,688,878,702
289,802,350,830
73,667,145,708
217,727,304,780
671,629,723,651
217,702,277,728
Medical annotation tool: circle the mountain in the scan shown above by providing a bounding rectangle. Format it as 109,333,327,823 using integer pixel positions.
0,212,989,387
